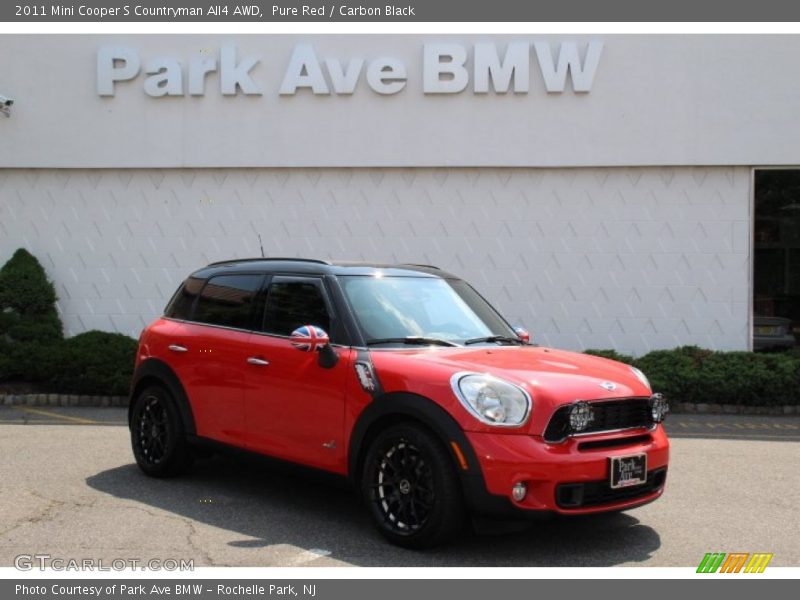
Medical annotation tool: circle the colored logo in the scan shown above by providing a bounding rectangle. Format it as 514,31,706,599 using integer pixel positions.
696,552,773,573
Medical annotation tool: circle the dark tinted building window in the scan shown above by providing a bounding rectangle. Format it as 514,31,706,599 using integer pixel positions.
754,170,800,351
165,276,204,320
263,280,331,336
193,274,262,330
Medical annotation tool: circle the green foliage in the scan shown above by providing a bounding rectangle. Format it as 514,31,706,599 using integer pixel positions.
0,248,136,395
0,248,59,314
584,349,636,365
586,345,800,406
0,248,63,381
47,331,137,396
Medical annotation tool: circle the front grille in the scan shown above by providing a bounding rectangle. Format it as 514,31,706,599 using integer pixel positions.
543,397,653,442
556,468,667,509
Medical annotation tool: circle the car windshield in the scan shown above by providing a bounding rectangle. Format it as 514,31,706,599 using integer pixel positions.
339,275,517,345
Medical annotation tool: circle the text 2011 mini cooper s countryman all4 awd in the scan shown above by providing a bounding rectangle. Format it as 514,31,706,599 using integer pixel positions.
129,259,670,548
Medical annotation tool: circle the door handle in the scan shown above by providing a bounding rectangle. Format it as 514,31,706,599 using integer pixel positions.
168,344,188,353
247,357,270,366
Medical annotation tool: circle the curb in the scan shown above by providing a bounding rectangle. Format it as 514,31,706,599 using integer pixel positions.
0,394,128,408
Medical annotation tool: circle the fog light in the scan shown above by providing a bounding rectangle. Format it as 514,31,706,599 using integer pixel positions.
650,393,669,423
511,482,527,502
568,401,594,432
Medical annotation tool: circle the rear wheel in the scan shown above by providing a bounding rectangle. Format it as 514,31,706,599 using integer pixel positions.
361,423,465,548
130,385,193,477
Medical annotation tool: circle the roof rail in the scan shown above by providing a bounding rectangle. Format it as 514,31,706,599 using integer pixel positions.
207,257,332,267
401,263,442,270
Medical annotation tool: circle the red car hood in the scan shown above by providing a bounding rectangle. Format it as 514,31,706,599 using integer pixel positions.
368,345,652,434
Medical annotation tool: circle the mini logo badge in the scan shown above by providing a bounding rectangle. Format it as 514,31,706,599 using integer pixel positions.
599,381,617,391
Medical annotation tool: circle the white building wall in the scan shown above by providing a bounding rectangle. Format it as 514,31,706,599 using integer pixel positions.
0,165,750,355
3,35,800,169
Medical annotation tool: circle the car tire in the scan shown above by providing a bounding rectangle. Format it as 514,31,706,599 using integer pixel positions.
130,385,193,478
361,423,465,549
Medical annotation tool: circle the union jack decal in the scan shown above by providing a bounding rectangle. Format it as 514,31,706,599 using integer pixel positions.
290,325,329,352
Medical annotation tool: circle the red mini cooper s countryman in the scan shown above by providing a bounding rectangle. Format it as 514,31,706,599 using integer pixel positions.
130,259,670,548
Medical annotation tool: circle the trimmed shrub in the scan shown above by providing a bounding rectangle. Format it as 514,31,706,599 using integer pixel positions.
584,349,636,365
47,331,138,396
0,248,137,396
0,249,63,381
586,345,800,406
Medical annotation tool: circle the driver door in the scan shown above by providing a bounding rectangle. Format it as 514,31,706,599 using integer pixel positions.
243,275,352,473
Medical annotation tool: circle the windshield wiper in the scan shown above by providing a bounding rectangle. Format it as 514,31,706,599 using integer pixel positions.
464,335,524,346
366,336,460,347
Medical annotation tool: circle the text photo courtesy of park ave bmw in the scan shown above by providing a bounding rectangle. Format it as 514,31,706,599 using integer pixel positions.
0,10,799,587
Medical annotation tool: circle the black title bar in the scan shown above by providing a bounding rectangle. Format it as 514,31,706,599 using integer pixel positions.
5,0,800,22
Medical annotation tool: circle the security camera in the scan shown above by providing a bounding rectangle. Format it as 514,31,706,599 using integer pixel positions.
0,95,12,117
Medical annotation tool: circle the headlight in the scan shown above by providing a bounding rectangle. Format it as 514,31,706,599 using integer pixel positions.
451,372,531,427
630,366,651,391
649,393,669,423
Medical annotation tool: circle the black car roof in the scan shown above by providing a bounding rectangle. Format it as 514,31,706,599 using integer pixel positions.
190,258,458,279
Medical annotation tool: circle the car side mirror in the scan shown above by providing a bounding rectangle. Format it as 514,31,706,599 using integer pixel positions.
513,326,531,344
290,325,339,369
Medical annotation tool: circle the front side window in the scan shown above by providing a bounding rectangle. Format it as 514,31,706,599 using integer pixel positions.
339,275,515,343
262,279,331,336
165,276,204,320
192,274,262,329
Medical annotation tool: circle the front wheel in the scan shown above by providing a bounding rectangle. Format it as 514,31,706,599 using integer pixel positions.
130,385,193,477
361,423,465,549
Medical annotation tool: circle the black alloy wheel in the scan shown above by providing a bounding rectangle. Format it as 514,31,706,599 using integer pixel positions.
373,439,435,533
130,385,193,477
362,423,465,548
136,393,169,465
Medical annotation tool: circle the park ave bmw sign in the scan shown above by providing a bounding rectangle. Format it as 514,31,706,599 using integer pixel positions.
96,42,604,97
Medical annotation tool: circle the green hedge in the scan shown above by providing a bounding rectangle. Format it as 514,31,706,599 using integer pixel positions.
46,331,138,396
585,346,800,406
0,249,137,396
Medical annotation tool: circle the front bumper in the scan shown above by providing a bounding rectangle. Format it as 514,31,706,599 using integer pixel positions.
461,425,669,517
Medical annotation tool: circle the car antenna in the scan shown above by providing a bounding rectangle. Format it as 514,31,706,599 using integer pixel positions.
258,234,265,258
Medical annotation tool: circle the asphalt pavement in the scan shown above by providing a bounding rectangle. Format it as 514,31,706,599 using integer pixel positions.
0,406,798,567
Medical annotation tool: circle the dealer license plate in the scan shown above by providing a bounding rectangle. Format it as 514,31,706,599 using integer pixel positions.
755,326,779,336
609,454,647,489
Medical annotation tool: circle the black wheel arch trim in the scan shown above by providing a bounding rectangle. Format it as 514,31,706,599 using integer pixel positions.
347,391,522,516
129,358,196,436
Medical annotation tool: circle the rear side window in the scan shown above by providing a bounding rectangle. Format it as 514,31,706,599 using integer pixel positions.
192,274,263,330
165,276,204,320
262,279,331,336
